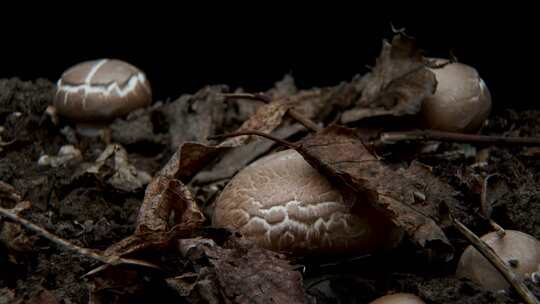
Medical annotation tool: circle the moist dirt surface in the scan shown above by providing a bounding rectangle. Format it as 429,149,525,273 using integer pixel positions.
1,71,540,303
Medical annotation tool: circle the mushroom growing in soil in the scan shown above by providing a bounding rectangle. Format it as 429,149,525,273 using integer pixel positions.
54,59,152,136
456,230,540,291
421,59,491,133
212,149,403,255
369,293,425,304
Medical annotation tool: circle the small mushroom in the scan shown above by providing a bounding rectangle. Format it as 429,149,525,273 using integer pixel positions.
456,230,540,290
212,149,403,255
369,293,425,304
421,59,491,133
54,59,152,135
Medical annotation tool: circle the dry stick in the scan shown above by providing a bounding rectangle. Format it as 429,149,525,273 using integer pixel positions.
0,207,161,271
222,92,322,132
453,218,539,304
380,130,540,146
480,174,507,237
209,130,300,150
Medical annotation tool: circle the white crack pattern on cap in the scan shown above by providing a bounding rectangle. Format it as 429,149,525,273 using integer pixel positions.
56,59,149,109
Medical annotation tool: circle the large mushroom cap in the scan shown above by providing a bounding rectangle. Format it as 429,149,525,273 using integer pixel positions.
421,59,491,133
456,230,540,290
369,293,425,304
54,59,152,122
212,149,402,255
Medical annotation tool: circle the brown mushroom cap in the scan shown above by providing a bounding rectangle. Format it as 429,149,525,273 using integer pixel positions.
54,59,152,122
212,149,403,255
421,59,491,133
456,230,540,290
369,293,425,304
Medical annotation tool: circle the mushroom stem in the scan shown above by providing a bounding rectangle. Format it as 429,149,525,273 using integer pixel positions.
453,218,539,304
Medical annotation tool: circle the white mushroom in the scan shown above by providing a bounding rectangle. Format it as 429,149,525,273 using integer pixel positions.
54,59,152,134
369,293,425,304
456,230,540,290
421,59,491,133
212,149,402,255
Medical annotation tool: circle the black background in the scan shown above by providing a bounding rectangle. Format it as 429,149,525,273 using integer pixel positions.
1,8,537,109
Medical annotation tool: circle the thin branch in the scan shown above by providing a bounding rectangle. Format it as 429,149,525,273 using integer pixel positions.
287,109,321,132
209,130,300,150
380,130,540,146
222,92,322,132
222,92,272,103
480,174,499,219
453,218,539,304
0,206,161,271
489,220,506,238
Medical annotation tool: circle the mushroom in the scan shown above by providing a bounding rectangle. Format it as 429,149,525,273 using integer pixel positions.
421,59,491,133
212,149,403,255
369,293,425,304
456,230,540,290
54,59,152,136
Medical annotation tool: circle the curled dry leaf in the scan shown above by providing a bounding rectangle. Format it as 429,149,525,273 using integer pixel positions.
192,93,308,184
218,97,293,148
159,85,229,149
293,125,455,259
176,237,308,304
136,176,205,233
86,144,152,192
341,34,437,123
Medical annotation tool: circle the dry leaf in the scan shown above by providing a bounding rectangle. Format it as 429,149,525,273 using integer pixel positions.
341,34,437,123
177,237,308,304
294,125,454,259
86,144,152,192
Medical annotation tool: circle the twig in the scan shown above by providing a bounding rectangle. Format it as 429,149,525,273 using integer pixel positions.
453,218,539,304
0,206,161,271
490,220,506,238
380,130,540,146
222,92,272,103
480,174,498,219
209,130,300,150
479,174,507,237
222,92,322,132
0,180,23,202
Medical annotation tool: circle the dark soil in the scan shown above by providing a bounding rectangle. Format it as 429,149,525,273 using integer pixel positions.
1,77,539,303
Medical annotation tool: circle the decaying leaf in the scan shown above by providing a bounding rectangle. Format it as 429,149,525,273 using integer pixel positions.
136,176,205,233
293,125,455,259
192,123,306,184
86,144,152,192
160,85,229,149
176,237,309,304
341,34,437,123
218,97,293,148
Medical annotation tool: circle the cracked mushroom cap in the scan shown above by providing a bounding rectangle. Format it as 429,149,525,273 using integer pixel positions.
369,293,425,304
421,59,491,133
456,230,540,290
54,59,152,122
212,149,403,255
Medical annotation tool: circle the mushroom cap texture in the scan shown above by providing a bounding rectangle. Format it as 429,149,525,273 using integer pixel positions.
54,59,152,122
369,293,425,304
421,59,491,133
212,149,402,255
456,230,540,290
